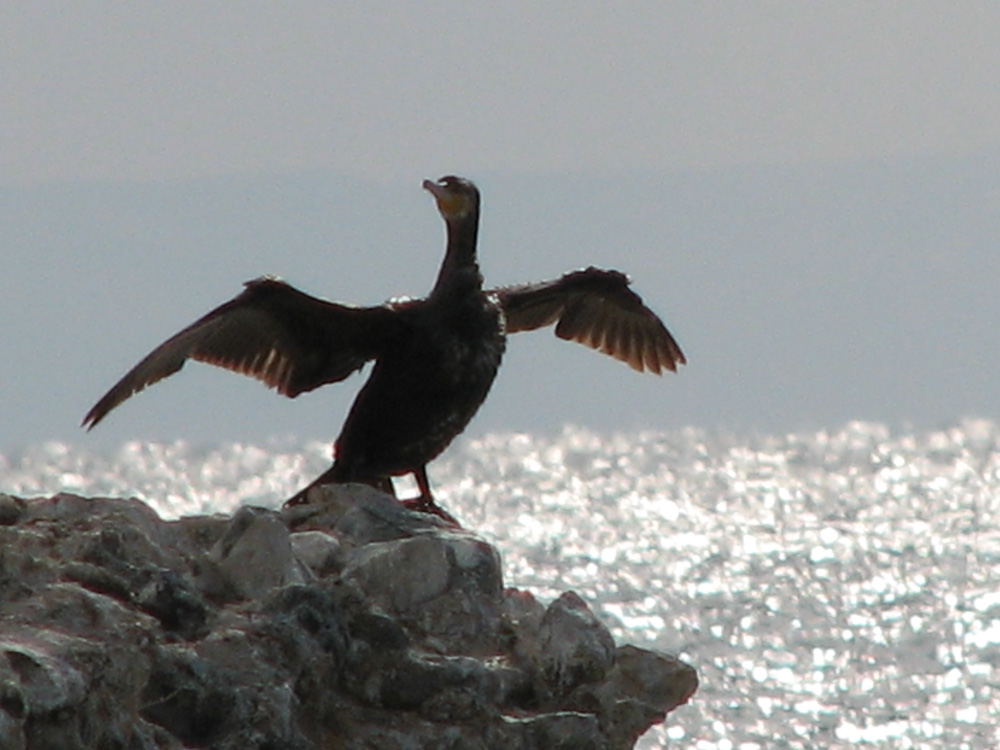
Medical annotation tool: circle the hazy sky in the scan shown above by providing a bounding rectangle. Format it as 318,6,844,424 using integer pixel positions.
6,4,1000,182
3,4,1000,450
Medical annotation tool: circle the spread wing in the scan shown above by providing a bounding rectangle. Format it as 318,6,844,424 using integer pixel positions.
493,267,686,374
82,277,402,430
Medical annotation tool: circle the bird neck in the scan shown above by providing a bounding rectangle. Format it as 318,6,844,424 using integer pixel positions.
431,215,482,298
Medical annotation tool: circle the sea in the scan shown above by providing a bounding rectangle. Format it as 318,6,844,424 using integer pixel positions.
3,419,1000,750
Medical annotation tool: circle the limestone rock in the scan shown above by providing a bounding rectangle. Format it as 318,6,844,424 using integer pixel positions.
0,486,697,749
210,505,311,599
342,531,503,654
535,591,618,700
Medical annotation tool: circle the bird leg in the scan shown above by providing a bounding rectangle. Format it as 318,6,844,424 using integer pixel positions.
399,466,460,526
285,464,458,527
414,465,433,500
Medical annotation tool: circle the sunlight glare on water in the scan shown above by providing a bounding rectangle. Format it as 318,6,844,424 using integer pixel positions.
4,419,1000,748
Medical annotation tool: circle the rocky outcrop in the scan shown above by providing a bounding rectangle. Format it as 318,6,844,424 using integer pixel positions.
0,487,696,749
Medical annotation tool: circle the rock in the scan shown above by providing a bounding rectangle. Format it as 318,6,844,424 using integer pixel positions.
209,505,311,599
534,591,617,700
282,483,449,544
0,494,26,526
341,531,503,653
0,486,697,749
290,530,344,577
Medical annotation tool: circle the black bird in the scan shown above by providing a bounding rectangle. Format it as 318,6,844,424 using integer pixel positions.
83,176,686,522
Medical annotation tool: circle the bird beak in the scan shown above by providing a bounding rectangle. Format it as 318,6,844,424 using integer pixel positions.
422,179,445,200
423,178,467,219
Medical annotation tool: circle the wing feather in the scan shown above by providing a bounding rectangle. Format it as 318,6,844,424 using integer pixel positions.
493,266,685,374
82,277,401,430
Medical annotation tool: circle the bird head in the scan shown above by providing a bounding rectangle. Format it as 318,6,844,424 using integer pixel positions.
423,175,480,222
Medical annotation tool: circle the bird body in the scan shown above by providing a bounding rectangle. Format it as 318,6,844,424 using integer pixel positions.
325,270,505,496
83,176,685,520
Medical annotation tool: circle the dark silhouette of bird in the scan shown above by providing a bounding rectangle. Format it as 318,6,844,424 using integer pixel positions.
83,175,686,523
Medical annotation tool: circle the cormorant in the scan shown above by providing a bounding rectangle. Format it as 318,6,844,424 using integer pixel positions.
83,176,686,522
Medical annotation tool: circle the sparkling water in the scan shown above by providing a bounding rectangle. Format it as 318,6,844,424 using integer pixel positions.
4,419,999,749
